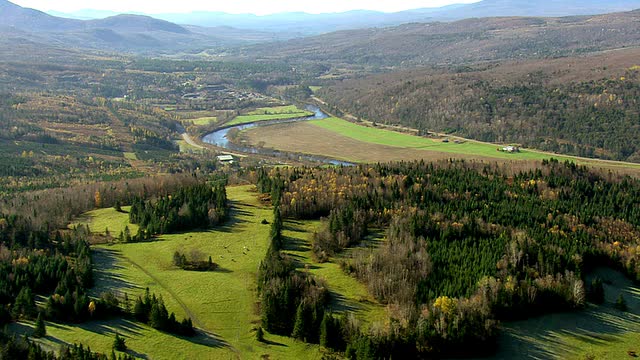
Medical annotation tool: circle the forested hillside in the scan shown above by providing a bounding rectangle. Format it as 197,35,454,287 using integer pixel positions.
254,159,640,358
319,49,640,162
243,10,640,68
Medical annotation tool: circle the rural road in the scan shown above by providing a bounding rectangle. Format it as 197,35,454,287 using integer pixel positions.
181,133,205,149
119,253,205,329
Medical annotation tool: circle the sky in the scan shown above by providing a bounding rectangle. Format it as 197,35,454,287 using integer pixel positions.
11,0,480,16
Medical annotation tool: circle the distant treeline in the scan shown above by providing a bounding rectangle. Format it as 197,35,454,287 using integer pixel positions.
319,61,640,162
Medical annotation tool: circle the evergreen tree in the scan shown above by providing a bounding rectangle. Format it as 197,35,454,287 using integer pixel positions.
615,293,628,311
291,302,308,341
587,278,605,304
113,333,126,351
33,313,46,338
256,326,265,342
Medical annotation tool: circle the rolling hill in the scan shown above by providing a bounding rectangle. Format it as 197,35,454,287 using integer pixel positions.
317,47,640,162
0,0,278,53
239,9,640,68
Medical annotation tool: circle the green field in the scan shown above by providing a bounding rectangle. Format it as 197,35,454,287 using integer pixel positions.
309,117,640,170
123,152,138,160
70,206,139,236
42,185,384,359
176,139,204,153
189,117,218,126
311,118,555,161
280,221,387,326
227,106,313,126
309,86,322,93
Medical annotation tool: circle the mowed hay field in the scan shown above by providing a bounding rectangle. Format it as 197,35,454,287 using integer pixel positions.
227,105,313,126
34,185,385,359
243,117,640,175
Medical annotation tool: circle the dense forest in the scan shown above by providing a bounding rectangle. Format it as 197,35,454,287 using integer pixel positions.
254,159,640,358
319,50,640,162
129,181,228,236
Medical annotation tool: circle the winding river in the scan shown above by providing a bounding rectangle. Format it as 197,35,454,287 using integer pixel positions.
202,105,353,166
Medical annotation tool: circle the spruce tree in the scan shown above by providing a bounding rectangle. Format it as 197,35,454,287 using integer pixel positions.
615,293,628,311
256,326,265,342
113,333,126,351
291,302,307,341
33,313,46,338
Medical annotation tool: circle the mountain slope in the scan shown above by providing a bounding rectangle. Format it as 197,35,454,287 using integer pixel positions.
0,0,276,53
318,47,640,162
434,0,640,19
0,0,83,31
239,10,640,68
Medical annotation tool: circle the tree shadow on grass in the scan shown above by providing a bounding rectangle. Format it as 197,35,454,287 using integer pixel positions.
328,291,362,314
260,338,286,347
483,267,640,360
125,349,149,359
78,318,145,337
215,202,250,233
91,248,141,296
282,236,310,253
189,328,232,349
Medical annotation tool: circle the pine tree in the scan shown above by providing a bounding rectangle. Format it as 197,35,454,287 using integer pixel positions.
33,313,46,338
291,302,308,341
319,312,329,348
113,333,126,351
256,326,265,342
615,293,628,311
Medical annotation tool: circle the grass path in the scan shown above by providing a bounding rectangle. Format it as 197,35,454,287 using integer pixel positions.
118,252,205,331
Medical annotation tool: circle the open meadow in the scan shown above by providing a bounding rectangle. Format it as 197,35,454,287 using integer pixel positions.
226,106,313,126
23,185,385,359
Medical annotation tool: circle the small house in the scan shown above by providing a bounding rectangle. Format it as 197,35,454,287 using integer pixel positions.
502,146,520,153
217,155,234,164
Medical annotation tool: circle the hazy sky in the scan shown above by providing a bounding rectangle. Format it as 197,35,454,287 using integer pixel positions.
12,0,480,15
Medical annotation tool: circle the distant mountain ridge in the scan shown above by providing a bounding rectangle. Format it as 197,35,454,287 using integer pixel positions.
0,0,189,34
43,0,640,34
0,0,283,53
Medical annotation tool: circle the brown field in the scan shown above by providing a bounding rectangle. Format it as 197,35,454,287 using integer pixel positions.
243,122,640,177
245,122,507,163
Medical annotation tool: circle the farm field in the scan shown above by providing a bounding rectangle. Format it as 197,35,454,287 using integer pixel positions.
189,117,218,126
226,105,313,126
242,117,640,175
33,185,384,359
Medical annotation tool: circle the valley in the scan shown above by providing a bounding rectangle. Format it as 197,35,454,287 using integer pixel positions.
1,0,640,359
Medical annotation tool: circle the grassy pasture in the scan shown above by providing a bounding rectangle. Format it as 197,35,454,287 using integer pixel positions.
123,152,138,160
189,117,218,126
70,206,138,236
311,117,554,161
281,220,387,326
227,106,313,126
50,185,389,359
